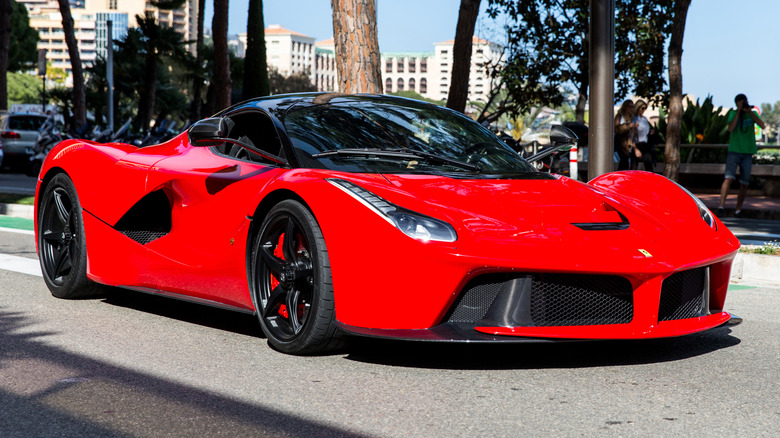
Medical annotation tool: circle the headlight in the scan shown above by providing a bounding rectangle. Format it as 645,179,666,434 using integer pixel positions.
672,180,716,229
327,178,457,242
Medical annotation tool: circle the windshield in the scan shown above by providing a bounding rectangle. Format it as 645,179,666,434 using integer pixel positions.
283,96,538,176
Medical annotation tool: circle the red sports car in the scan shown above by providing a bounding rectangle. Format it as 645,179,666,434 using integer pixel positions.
35,94,741,354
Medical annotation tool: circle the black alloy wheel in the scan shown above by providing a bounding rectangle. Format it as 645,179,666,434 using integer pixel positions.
38,173,104,298
251,200,343,354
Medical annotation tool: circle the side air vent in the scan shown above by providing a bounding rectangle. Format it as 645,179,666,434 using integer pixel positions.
114,190,172,244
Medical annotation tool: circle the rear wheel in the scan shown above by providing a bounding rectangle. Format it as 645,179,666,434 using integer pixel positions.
251,200,344,354
38,173,105,298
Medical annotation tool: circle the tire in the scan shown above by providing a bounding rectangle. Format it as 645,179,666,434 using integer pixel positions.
38,173,105,298
250,200,344,355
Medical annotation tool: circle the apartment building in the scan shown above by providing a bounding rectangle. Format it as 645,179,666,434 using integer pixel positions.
19,0,199,83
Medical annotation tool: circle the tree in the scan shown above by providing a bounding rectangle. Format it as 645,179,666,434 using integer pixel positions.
190,0,206,120
242,0,270,100
0,0,12,110
269,68,317,95
135,13,188,131
446,0,482,113
485,0,672,122
212,0,232,110
57,0,87,129
331,0,382,93
8,0,38,71
663,0,691,181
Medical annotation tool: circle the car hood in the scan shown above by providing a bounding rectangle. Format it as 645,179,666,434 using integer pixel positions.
330,172,735,271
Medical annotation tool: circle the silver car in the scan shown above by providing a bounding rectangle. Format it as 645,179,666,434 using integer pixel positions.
0,113,48,170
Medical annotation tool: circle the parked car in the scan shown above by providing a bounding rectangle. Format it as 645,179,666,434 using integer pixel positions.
0,113,48,171
35,93,741,355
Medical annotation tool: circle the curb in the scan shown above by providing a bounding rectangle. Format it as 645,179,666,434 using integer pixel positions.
731,252,780,286
0,203,34,220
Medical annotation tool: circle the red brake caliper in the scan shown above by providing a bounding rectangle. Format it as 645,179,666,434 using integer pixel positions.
271,234,289,318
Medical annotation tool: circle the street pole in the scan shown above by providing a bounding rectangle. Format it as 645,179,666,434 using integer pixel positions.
38,48,47,113
588,0,615,179
107,20,114,133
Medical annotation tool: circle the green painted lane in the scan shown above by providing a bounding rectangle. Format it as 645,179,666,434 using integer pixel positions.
0,216,34,231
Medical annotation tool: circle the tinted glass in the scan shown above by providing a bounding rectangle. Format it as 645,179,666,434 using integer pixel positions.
9,115,47,131
283,97,538,176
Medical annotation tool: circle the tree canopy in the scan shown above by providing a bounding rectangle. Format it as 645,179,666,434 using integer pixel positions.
9,0,39,71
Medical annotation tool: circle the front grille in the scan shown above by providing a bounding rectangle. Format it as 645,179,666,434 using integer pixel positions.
530,274,633,326
659,267,707,321
446,273,634,326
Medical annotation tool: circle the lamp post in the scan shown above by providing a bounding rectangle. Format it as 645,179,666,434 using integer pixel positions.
38,48,47,113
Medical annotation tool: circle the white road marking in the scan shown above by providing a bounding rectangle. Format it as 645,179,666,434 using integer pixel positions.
0,253,42,277
0,226,35,235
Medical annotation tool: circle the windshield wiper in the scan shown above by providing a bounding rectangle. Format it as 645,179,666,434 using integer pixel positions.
311,148,481,172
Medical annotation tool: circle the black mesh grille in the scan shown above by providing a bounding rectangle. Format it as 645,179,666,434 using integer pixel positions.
446,273,633,326
529,274,633,326
122,230,167,245
447,277,505,323
659,267,706,321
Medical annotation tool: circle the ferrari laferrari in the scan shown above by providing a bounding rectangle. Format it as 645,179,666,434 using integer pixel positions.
35,93,741,354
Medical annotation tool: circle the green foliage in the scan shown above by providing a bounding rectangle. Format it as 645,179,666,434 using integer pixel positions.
484,0,674,119
8,0,39,71
390,90,445,106
6,72,41,103
740,241,780,256
269,68,316,95
656,96,730,145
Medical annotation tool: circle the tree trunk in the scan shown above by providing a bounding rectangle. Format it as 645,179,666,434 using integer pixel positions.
0,0,11,110
212,0,231,110
57,0,86,129
663,0,691,181
190,0,206,120
243,0,270,99
575,32,589,123
331,0,382,94
446,0,481,114
138,51,158,131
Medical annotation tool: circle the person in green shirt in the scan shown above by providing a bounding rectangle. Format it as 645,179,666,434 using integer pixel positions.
717,94,766,217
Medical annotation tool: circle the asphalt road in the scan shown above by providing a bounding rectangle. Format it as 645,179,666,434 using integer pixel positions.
1,228,779,437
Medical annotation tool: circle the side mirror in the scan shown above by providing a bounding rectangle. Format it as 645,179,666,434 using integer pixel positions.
187,117,228,146
549,124,578,150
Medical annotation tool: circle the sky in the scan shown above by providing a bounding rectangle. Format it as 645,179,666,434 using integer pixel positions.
205,0,780,109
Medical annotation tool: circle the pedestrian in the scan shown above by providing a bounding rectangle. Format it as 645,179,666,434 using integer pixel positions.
614,100,635,170
632,99,655,172
717,93,766,217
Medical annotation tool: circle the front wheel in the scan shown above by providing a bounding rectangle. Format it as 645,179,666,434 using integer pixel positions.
38,173,105,298
250,200,344,355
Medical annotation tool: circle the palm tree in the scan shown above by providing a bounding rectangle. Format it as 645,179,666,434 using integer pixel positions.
242,0,270,99
190,0,207,120
135,13,188,131
56,0,86,129
0,0,11,110
446,0,481,114
212,0,231,110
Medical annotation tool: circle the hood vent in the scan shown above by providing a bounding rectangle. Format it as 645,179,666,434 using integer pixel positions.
571,203,629,231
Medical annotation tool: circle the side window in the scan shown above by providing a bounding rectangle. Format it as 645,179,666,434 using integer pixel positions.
216,111,285,163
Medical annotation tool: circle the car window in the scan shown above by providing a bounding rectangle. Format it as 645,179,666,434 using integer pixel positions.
283,97,537,176
9,115,47,131
212,110,285,164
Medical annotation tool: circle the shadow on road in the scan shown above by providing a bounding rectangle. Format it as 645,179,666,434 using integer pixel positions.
0,308,366,437
93,288,741,371
344,329,741,370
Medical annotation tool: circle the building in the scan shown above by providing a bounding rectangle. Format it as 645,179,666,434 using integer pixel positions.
381,52,431,97
19,0,199,83
427,36,504,102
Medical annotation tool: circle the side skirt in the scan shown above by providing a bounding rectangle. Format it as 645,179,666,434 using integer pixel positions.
118,285,257,315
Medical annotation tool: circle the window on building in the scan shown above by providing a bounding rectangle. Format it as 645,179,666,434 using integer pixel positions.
441,49,448,54
386,59,392,73
397,78,404,91
420,58,428,73
409,59,416,73
420,78,427,94
108,0,117,9
408,78,415,92
397,58,404,73
385,78,393,92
